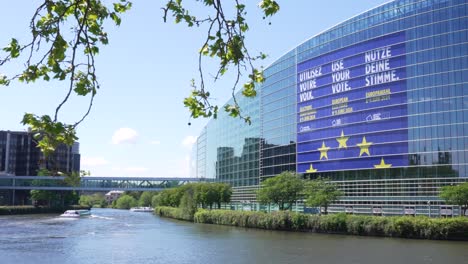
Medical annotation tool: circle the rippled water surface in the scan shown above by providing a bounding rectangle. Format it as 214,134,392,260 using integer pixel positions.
0,209,467,264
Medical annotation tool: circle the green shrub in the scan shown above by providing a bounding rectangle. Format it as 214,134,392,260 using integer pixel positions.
161,207,468,240
155,206,194,221
138,192,154,207
0,205,89,215
114,195,137,209
317,213,348,233
79,193,107,208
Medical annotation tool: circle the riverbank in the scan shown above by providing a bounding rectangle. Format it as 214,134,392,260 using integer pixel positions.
155,206,468,241
0,205,90,215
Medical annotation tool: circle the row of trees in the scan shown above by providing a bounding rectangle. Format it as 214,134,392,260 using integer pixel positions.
149,173,338,214
79,191,159,209
152,183,232,210
258,172,468,216
257,172,342,214
109,173,468,216
112,191,158,209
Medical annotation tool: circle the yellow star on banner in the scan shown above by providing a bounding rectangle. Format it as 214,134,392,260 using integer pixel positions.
336,130,349,149
318,141,330,160
306,164,317,173
357,136,373,157
374,158,392,168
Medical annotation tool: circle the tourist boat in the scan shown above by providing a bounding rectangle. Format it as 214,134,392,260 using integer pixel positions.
60,209,92,218
130,207,153,212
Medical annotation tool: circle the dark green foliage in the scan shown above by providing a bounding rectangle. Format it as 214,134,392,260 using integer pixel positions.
138,191,154,207
179,189,197,220
154,206,194,221
152,182,232,220
189,210,468,241
30,189,59,207
0,205,89,215
151,188,184,208
124,191,142,200
194,209,299,230
152,182,232,209
79,193,107,208
151,194,162,208
164,0,279,124
1,0,131,155
30,169,81,207
1,1,280,156
64,171,81,187
256,171,304,210
114,194,137,209
304,178,343,215
439,183,468,216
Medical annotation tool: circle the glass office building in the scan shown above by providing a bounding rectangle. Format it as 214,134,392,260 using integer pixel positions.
0,130,81,205
193,0,468,215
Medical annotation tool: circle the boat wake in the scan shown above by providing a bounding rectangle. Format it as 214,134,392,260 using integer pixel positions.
89,215,114,220
53,217,78,221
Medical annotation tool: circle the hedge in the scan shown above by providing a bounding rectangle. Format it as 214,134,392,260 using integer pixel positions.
0,205,90,215
154,206,194,221
191,209,468,240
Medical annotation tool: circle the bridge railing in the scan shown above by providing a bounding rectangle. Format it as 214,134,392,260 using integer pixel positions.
0,176,213,191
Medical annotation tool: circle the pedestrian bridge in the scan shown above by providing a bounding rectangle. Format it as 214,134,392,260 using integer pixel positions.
0,176,212,192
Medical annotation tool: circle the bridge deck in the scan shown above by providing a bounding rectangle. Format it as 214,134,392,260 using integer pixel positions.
0,176,212,191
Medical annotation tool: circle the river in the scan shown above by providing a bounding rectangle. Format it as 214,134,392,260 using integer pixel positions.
0,208,466,264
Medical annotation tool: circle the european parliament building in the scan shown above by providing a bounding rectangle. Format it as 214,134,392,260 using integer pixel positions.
192,0,468,216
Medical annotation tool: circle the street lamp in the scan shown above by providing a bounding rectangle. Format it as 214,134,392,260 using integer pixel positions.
427,201,431,218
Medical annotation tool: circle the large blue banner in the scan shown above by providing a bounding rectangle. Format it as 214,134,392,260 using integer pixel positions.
297,32,408,173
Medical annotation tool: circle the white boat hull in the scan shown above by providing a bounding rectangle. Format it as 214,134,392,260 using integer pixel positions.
60,209,91,217
130,207,153,212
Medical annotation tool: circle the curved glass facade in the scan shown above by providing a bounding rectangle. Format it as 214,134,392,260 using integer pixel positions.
193,0,468,215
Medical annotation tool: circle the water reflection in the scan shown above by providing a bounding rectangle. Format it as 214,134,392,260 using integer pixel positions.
0,209,466,264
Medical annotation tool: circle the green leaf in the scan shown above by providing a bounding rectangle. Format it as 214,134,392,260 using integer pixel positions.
0,74,9,86
200,44,209,55
110,12,122,26
73,72,93,96
3,38,20,58
258,0,280,18
242,81,256,97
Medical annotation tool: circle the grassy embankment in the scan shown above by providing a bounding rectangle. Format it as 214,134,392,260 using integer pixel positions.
0,205,90,215
155,206,468,240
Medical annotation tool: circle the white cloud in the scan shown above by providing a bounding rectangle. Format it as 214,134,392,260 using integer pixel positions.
81,156,109,166
149,140,161,145
181,135,197,149
112,127,138,144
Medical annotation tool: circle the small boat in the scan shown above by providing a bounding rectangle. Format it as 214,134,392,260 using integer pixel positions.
130,207,153,212
60,209,91,218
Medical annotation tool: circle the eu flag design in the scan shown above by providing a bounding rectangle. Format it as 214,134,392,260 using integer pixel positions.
297,32,408,173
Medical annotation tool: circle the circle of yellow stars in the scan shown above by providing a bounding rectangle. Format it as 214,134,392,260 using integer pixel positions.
306,130,393,173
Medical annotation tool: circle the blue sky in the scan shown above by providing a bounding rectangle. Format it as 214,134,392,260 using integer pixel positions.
0,0,389,177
